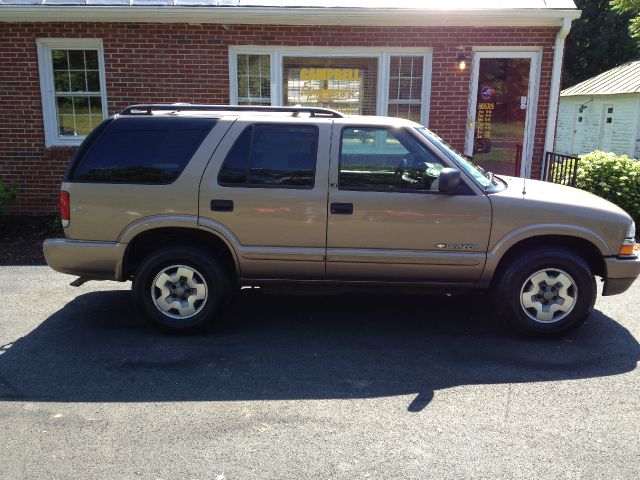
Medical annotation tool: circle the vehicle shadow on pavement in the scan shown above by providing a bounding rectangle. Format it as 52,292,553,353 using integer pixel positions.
0,288,638,412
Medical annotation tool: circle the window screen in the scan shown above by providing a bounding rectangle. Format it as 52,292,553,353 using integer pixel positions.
73,117,215,183
339,127,444,192
219,124,318,188
283,57,378,116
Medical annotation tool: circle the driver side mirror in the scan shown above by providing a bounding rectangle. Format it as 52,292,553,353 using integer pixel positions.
438,168,461,194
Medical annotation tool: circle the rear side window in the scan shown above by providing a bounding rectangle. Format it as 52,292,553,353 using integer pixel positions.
218,124,318,188
72,117,216,183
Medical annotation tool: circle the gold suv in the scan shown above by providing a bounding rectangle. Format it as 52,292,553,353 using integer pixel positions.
44,104,639,336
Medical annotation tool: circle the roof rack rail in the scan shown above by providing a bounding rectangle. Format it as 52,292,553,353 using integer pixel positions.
119,104,345,118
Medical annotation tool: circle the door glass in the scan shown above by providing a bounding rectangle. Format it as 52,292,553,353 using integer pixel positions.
473,57,531,176
339,127,444,191
218,124,318,188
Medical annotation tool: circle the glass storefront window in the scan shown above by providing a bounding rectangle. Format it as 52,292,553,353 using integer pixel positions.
236,54,271,105
282,56,378,115
387,56,424,123
231,50,430,123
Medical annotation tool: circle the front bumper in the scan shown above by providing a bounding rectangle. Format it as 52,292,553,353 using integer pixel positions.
602,256,640,296
43,238,126,281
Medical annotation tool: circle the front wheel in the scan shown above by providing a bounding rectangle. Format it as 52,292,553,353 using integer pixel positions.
492,249,597,337
132,245,230,333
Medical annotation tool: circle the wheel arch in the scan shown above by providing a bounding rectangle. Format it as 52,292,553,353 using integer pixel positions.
123,227,239,280
487,235,606,288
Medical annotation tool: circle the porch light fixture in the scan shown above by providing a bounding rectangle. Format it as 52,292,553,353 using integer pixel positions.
457,53,466,71
579,98,594,113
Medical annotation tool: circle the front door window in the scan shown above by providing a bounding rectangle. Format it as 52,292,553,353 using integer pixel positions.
339,127,444,192
472,57,532,176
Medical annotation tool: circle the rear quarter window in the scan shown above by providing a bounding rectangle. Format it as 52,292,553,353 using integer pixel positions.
71,117,216,184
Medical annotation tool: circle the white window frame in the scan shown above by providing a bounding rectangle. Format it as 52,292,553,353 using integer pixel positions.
229,46,433,127
231,49,274,105
385,54,432,126
36,38,108,147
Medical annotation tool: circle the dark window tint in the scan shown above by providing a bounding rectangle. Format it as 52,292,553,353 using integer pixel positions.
65,118,113,181
339,127,444,191
73,117,216,183
219,124,318,188
218,127,252,184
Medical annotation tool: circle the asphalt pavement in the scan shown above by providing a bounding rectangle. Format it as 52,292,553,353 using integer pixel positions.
0,266,638,479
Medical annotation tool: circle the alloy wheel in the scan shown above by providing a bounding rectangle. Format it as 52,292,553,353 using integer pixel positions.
151,265,208,319
519,268,578,323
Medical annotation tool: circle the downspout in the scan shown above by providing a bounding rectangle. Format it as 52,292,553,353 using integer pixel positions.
542,17,573,179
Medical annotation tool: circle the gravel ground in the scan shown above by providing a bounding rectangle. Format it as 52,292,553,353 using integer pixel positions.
0,267,638,480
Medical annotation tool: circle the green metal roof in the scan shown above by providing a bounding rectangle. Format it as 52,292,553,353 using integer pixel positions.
562,60,640,97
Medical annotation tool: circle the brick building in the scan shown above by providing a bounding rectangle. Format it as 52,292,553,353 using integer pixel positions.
0,0,580,214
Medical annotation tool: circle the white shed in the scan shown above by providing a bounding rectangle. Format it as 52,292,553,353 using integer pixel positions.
555,61,640,158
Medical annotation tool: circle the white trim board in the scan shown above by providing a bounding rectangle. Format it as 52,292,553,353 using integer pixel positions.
0,6,581,26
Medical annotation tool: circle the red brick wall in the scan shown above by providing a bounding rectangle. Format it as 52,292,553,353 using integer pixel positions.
0,22,558,214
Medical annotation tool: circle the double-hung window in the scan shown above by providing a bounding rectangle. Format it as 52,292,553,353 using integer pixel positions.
37,39,108,147
387,56,426,124
235,54,272,106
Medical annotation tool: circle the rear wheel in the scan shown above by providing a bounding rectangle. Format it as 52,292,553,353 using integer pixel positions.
132,245,231,332
492,249,597,337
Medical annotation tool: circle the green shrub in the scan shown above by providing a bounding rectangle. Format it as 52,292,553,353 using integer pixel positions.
0,180,18,215
49,216,64,235
576,151,640,226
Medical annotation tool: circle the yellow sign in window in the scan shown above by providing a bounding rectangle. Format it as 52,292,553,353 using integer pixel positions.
283,57,377,116
300,68,361,82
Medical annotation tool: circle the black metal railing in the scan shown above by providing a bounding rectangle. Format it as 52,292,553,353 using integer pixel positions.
544,151,580,187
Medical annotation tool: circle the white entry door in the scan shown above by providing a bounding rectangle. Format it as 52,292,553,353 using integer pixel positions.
599,104,614,152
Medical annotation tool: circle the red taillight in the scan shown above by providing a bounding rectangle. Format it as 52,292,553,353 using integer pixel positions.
59,190,70,227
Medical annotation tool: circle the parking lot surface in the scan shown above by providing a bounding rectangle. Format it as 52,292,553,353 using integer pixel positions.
0,267,638,479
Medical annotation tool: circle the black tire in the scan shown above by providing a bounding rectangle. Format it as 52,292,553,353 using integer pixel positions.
492,249,596,337
132,245,231,333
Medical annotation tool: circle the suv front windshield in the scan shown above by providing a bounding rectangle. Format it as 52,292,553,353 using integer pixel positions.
415,128,497,190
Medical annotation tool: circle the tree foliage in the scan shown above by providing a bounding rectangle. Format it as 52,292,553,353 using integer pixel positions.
563,0,639,88
611,0,640,45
